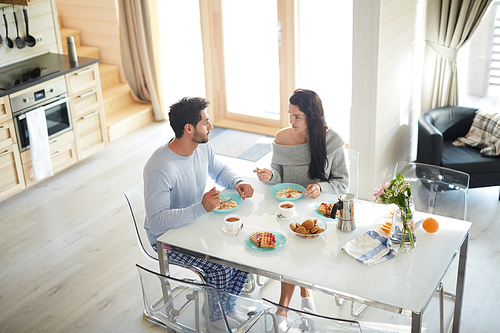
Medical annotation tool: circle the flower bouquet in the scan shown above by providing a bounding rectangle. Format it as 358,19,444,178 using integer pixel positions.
373,173,416,252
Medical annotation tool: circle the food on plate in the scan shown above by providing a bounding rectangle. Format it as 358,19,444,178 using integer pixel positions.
249,231,276,248
380,220,392,233
422,217,439,233
216,199,237,210
250,231,262,245
290,218,325,239
317,202,338,218
276,187,302,199
260,232,276,248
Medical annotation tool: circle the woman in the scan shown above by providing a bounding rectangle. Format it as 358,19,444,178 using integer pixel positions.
253,88,348,325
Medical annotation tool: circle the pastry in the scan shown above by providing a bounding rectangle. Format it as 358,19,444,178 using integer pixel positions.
290,218,326,238
260,232,276,248
249,231,262,245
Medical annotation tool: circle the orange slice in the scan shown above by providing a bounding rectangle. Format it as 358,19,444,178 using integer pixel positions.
380,225,391,233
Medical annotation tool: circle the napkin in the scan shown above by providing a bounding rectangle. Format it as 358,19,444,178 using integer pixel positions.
342,229,397,266
26,107,54,180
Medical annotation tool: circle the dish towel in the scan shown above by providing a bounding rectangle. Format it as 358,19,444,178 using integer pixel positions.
26,107,54,180
342,229,397,266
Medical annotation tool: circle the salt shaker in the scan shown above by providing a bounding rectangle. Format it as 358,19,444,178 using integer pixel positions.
67,36,78,66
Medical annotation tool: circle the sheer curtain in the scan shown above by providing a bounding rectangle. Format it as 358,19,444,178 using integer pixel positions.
426,0,492,108
118,0,163,121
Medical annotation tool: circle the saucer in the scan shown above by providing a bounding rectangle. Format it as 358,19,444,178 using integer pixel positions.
276,211,298,221
222,225,240,234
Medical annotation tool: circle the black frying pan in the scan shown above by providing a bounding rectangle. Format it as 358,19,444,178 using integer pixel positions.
23,8,35,47
13,11,25,49
3,12,13,49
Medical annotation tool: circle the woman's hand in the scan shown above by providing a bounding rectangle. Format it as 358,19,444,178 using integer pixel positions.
253,167,272,182
305,184,321,199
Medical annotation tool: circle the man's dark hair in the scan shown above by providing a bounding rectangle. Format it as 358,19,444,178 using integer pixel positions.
169,97,210,138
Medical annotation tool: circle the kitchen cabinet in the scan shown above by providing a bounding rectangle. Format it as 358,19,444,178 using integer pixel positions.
66,63,108,160
0,96,25,201
0,96,11,123
0,0,47,5
20,131,77,187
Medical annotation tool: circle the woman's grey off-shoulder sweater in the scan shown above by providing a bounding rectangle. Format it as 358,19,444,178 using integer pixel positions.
266,128,349,194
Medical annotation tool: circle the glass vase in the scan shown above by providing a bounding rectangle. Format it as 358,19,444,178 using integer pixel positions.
389,207,417,254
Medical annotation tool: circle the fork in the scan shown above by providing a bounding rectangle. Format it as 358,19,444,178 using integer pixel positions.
220,193,231,202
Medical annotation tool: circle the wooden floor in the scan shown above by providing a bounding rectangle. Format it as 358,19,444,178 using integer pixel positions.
0,121,499,332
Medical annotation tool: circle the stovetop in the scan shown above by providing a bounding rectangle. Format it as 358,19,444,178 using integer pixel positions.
0,53,100,97
0,57,61,91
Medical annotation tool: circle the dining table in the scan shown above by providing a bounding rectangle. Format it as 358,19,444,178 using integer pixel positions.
157,176,471,333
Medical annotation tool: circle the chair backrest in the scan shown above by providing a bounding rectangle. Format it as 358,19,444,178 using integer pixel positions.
344,148,360,198
125,181,158,262
262,298,362,332
394,161,470,220
136,264,268,333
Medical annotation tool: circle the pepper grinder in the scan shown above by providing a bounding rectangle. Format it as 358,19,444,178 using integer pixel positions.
67,36,78,67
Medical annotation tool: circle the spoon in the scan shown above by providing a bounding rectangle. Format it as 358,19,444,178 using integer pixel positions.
235,223,243,237
23,8,36,47
13,11,25,49
3,13,13,49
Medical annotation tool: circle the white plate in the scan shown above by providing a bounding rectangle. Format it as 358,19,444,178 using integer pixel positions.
222,225,239,234
276,211,298,221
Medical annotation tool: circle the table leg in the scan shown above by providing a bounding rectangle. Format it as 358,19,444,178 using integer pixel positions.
452,233,469,333
411,312,422,333
157,240,170,276
156,241,175,333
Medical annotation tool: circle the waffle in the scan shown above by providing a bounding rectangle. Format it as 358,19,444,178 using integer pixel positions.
260,232,276,249
249,231,262,245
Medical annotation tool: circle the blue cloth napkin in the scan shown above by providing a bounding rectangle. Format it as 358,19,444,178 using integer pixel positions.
342,229,397,266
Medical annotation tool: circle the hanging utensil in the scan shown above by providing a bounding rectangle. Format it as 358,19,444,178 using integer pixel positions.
13,11,25,49
3,12,13,49
23,8,35,47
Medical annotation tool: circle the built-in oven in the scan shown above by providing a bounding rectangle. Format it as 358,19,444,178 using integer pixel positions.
11,78,72,152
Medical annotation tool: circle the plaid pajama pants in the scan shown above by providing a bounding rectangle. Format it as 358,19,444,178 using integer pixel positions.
152,243,249,322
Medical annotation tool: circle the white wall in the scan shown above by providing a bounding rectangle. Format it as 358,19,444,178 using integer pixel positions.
351,0,426,200
0,0,61,67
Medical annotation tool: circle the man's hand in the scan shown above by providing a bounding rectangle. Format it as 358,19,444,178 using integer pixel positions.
236,181,254,200
305,184,321,199
202,187,221,212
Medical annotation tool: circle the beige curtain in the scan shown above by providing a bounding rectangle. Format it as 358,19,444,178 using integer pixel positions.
118,0,163,121
427,0,492,108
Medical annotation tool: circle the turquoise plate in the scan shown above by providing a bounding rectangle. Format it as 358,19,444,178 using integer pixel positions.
244,231,286,252
213,193,243,213
313,201,337,220
270,183,306,201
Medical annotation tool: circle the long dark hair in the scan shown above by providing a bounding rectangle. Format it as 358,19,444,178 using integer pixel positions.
289,89,328,181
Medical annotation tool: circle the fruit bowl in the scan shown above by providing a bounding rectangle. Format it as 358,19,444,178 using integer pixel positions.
289,217,327,239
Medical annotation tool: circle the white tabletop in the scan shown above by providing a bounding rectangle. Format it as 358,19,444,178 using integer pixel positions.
157,176,471,315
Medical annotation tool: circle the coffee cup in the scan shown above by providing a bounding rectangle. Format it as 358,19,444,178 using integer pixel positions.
279,201,295,218
224,214,242,232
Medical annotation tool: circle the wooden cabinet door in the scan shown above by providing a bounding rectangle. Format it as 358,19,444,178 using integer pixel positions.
0,143,25,201
72,106,107,160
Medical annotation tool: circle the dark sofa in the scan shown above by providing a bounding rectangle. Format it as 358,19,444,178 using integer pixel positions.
417,106,500,199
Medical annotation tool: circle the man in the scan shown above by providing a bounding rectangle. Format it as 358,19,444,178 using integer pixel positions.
143,97,254,328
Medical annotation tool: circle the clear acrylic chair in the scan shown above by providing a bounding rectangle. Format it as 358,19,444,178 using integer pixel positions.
263,298,363,333
125,181,207,282
137,264,269,332
344,147,360,198
394,161,470,333
394,161,469,220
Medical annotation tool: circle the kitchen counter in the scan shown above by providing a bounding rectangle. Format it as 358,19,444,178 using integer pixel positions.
0,53,100,98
